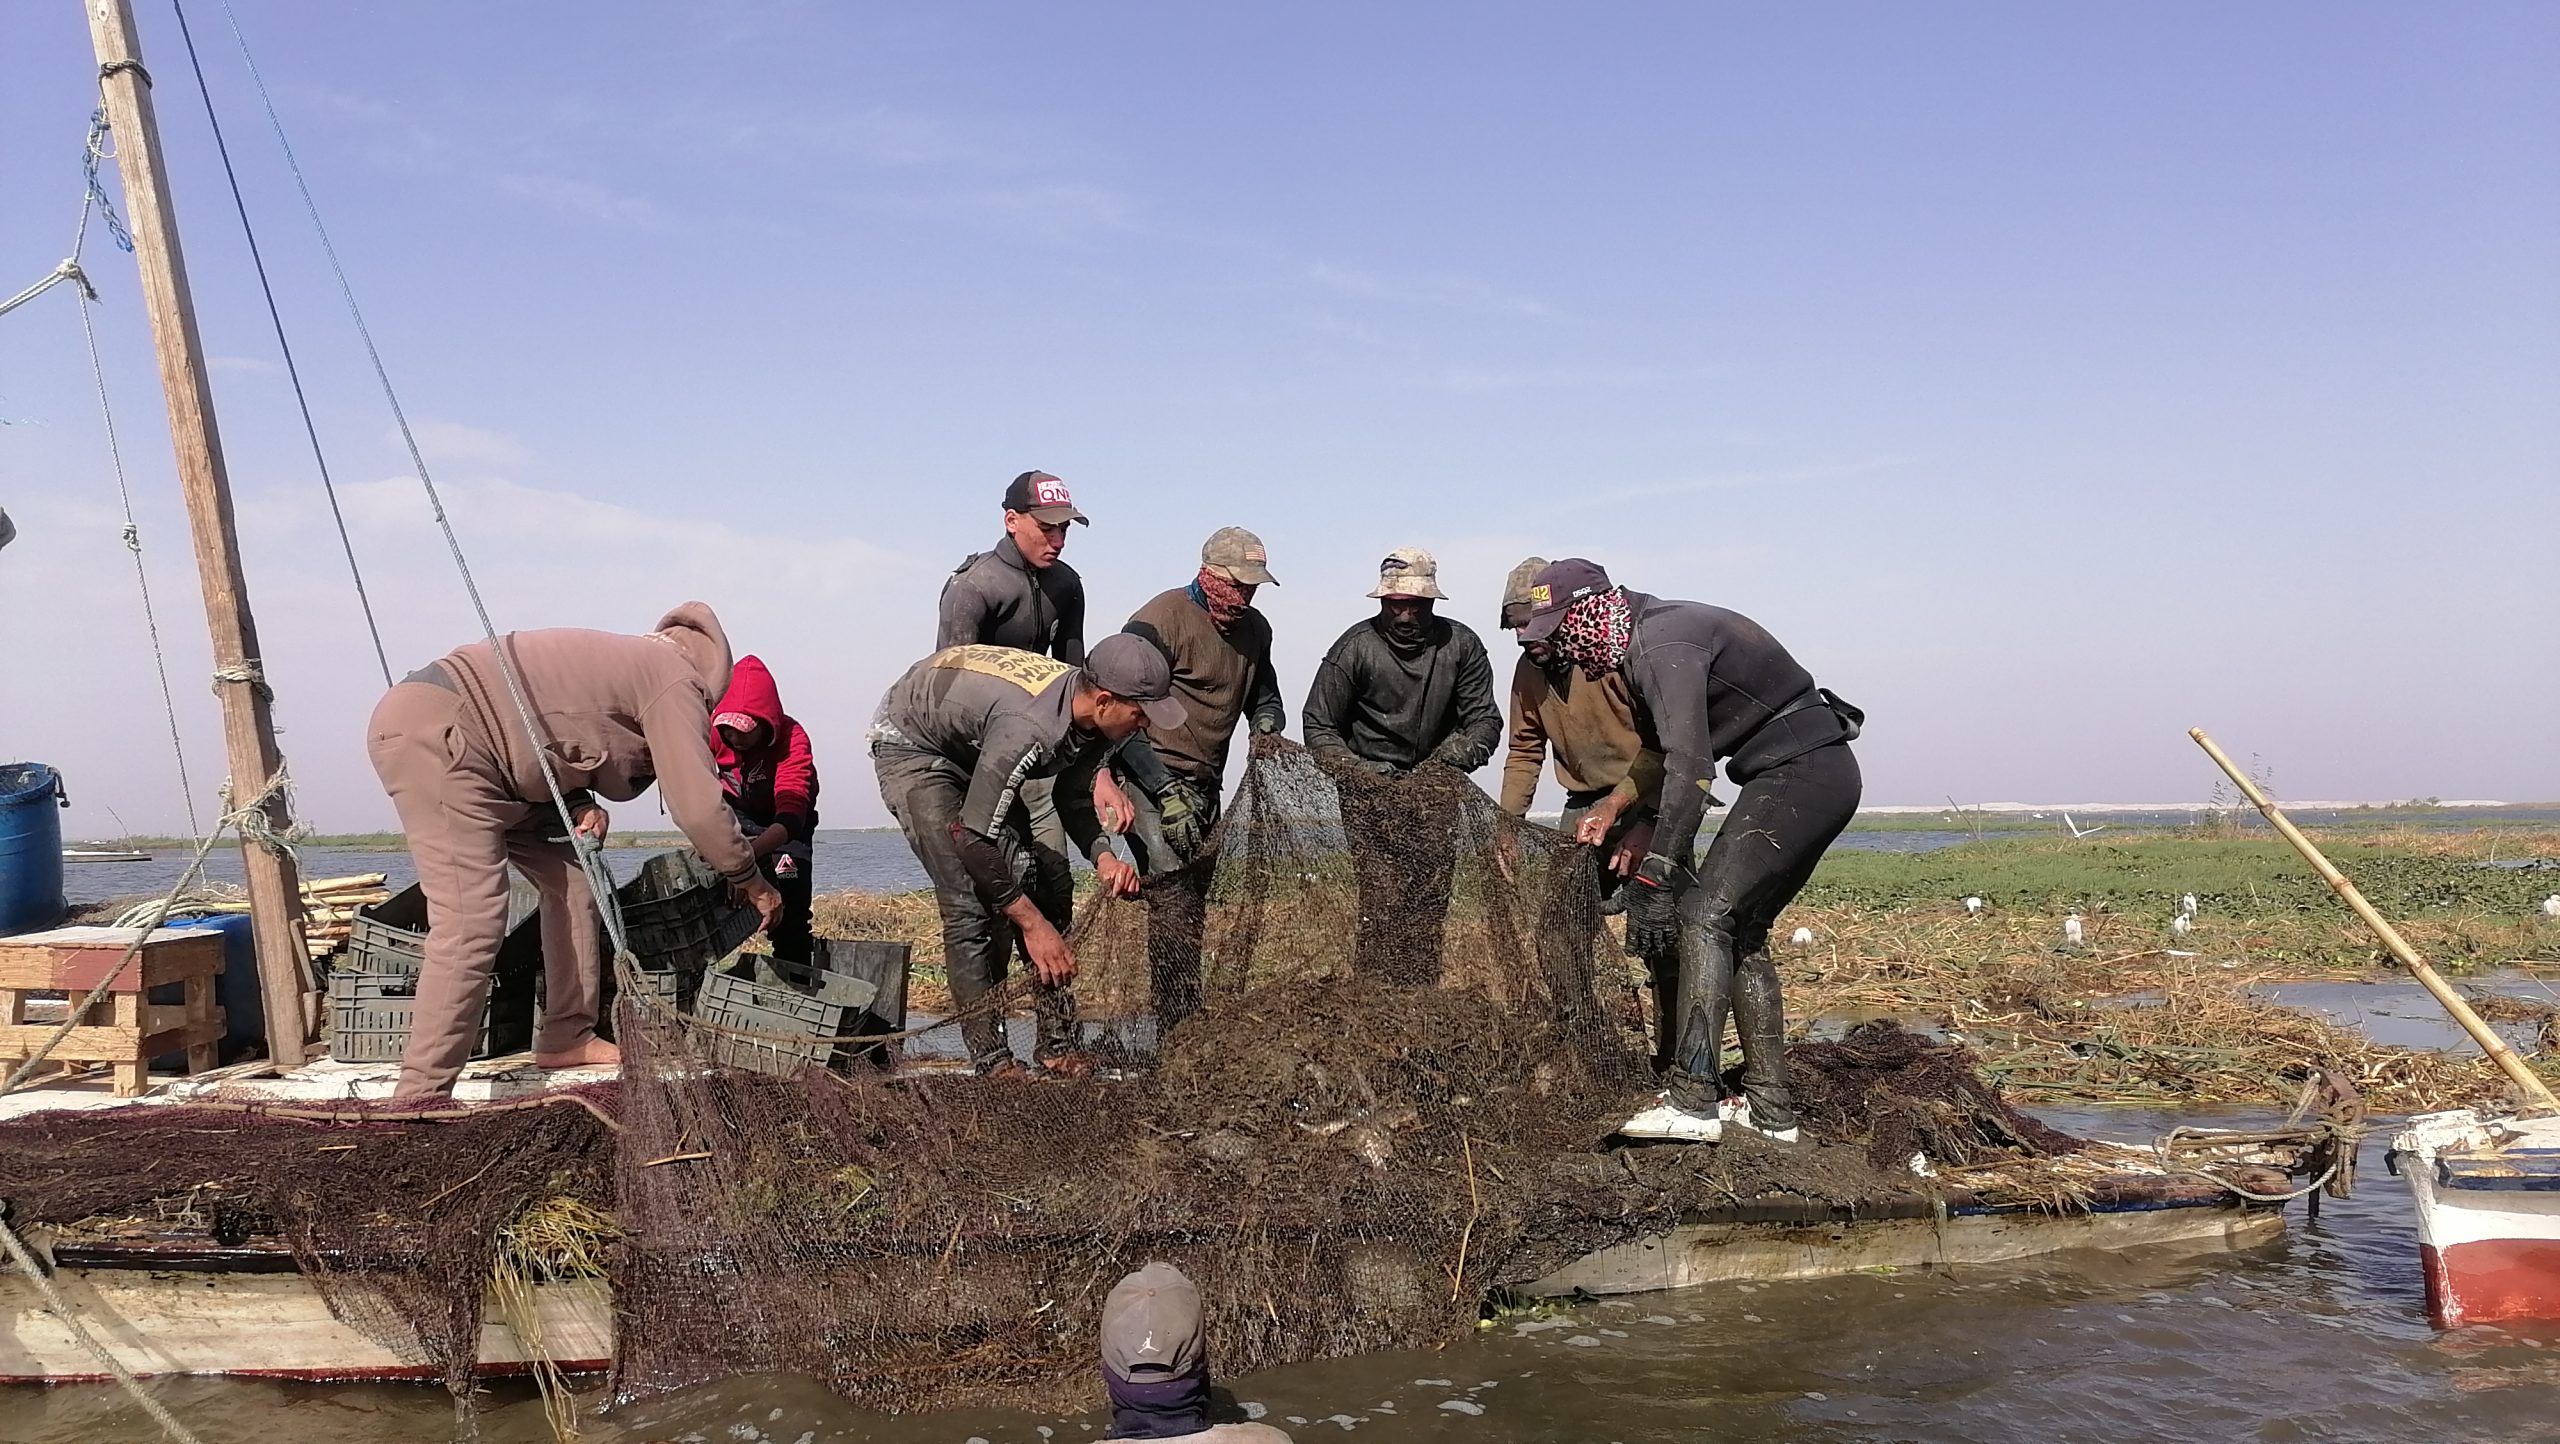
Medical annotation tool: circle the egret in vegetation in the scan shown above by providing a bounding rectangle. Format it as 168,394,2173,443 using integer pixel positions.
2062,913,2085,947
2170,914,2193,937
2180,893,2199,919
1964,896,1984,916
2543,895,2560,920
1790,926,1815,946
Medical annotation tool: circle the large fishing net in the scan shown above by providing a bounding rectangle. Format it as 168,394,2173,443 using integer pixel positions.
0,737,2085,1417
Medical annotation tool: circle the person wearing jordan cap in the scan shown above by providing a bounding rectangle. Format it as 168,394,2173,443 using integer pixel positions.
1099,1262,1293,1441
1302,546,1502,986
1518,559,1864,1144
869,632,1179,1077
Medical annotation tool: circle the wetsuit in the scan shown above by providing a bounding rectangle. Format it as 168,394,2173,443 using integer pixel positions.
1620,592,1862,1129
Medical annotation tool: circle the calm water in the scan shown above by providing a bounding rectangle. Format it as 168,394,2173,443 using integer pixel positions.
15,1107,2560,1444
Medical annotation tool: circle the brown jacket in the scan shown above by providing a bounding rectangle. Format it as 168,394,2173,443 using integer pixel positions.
1499,653,1665,818
433,602,756,884
1122,587,1284,786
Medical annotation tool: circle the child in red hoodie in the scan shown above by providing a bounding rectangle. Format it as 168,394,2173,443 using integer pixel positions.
711,655,820,965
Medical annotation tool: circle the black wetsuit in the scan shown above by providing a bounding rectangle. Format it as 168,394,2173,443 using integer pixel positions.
1620,592,1863,1127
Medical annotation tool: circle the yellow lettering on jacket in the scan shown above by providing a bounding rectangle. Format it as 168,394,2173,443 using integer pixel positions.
934,645,1072,694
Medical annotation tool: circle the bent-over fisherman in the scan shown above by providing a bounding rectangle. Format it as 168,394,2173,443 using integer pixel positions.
1517,560,1863,1143
366,603,781,1099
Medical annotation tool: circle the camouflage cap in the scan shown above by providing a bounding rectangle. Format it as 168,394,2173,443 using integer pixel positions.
1201,526,1277,586
1366,546,1445,600
1500,556,1551,630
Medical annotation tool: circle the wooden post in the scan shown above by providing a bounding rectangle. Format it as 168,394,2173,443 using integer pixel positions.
2190,728,2559,1115
87,0,312,1066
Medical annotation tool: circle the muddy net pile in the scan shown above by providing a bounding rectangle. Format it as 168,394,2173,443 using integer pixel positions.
0,739,2083,1416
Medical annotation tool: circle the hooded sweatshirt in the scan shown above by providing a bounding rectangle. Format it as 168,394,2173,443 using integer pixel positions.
1301,613,1502,773
428,602,757,884
712,655,820,841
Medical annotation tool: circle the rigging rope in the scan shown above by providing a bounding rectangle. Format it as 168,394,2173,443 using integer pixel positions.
0,1212,208,1444
207,0,635,957
69,108,204,837
166,0,393,690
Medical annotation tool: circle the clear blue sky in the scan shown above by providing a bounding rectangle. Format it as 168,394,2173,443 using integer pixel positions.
4,2,2555,835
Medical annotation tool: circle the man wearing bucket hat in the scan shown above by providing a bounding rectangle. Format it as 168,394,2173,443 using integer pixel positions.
1115,527,1287,1028
868,634,1178,1076
1303,547,1503,985
1517,560,1864,1144
1098,1262,1294,1441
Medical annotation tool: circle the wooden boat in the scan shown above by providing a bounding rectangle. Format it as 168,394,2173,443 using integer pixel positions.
1,1147,2285,1384
2391,1108,2560,1326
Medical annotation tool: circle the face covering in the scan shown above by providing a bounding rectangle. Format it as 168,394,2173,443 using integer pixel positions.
1191,568,1254,631
1553,587,1633,680
1379,599,1434,648
1105,1359,1212,1439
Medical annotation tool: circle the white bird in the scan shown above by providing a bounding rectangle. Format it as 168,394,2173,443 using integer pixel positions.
1790,926,1816,946
2063,812,2107,840
2062,913,2085,947
2543,895,2560,919
2170,914,2193,937
2180,893,2199,919
1964,896,1984,916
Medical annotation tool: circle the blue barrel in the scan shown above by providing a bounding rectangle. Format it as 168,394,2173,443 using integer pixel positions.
152,913,265,1070
0,763,68,936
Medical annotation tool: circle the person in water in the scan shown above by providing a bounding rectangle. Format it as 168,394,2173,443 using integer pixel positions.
1100,1262,1293,1441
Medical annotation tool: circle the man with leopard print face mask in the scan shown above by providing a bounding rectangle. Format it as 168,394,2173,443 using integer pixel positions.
1517,559,1864,1144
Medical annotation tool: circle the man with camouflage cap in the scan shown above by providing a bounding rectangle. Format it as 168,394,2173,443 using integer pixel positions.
1303,548,1503,986
1115,527,1288,1029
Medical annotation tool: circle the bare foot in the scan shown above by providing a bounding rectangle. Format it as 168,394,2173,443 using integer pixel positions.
534,1037,622,1070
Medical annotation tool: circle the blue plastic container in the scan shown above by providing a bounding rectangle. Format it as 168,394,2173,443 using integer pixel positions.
151,912,267,1070
0,763,68,937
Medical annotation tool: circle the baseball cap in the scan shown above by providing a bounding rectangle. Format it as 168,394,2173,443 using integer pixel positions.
711,711,759,733
1500,555,1551,630
1003,470,1089,526
1100,1262,1205,1383
1085,633,1189,732
1201,526,1278,586
1514,558,1613,643
1366,546,1446,600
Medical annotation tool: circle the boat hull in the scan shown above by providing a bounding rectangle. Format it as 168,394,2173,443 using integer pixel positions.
2393,1109,2560,1327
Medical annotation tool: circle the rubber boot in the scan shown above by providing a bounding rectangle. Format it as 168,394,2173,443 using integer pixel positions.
1665,916,1737,1115
1732,946,1799,1133
1642,945,1682,1075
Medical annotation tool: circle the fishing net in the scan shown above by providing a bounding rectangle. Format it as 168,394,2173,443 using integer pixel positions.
0,737,2084,1417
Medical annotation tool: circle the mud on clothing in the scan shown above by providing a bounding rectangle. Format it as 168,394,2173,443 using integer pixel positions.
871,646,1110,1070
1301,615,1502,774
1498,655,1664,819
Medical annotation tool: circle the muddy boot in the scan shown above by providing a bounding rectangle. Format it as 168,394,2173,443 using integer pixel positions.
1642,945,1682,1075
1619,913,1736,1141
1730,947,1799,1142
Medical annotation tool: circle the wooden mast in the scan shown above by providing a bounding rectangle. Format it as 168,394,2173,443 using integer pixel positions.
86,0,312,1066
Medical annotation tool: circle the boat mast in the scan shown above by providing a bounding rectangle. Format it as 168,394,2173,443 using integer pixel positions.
85,0,311,1067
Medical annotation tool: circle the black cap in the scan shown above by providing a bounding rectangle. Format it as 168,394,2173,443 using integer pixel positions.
1515,558,1613,643
1085,633,1187,732
1004,470,1089,526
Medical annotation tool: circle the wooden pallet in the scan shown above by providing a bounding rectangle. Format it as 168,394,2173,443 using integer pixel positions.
0,926,226,1096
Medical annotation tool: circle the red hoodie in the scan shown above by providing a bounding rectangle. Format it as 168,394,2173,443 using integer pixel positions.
710,655,819,839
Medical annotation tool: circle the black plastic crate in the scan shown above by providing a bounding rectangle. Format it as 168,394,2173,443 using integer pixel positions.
347,885,430,976
327,965,536,1063
694,960,866,1076
612,851,758,1014
809,937,909,1070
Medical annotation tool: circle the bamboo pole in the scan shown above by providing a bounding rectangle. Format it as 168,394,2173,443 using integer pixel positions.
2190,728,2558,1115
88,0,312,1064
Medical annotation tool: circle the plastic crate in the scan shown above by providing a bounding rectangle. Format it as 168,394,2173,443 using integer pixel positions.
612,851,758,1015
347,885,430,976
809,937,909,1070
327,964,536,1063
694,959,868,1076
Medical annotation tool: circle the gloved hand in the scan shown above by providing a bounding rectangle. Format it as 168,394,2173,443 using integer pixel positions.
1623,853,1688,957
1250,709,1285,736
1157,780,1209,861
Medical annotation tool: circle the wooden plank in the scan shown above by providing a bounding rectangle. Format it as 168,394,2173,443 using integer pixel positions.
0,1022,223,1060
0,934,223,993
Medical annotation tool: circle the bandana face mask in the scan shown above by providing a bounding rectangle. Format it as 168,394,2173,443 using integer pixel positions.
1193,567,1254,630
1552,588,1632,680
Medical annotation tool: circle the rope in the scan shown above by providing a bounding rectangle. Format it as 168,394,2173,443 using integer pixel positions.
68,109,202,836
0,1213,207,1444
0,258,94,319
166,0,393,690
212,0,636,964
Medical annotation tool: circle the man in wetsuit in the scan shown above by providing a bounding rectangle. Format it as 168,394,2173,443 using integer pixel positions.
1302,547,1504,986
1517,559,1863,1143
869,636,1178,1075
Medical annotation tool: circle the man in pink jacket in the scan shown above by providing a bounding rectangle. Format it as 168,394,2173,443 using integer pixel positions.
366,602,782,1098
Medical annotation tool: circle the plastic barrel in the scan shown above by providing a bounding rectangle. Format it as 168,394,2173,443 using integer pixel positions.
151,913,266,1070
0,763,68,936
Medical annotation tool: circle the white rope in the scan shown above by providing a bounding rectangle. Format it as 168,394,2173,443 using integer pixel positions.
0,1215,208,1444
0,258,93,319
